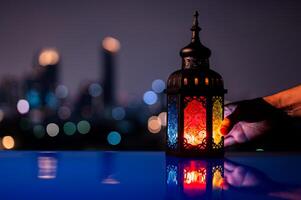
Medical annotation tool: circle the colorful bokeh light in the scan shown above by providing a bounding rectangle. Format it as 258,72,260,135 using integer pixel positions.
39,48,60,66
89,83,103,97
152,79,166,93
107,131,121,145
148,116,161,134
63,122,76,136
112,107,126,120
143,91,158,105
17,99,30,114
46,123,59,137
2,136,15,149
77,120,91,134
102,37,120,53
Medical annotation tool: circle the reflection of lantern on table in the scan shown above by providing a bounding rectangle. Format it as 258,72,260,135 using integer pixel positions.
166,11,226,157
166,156,224,199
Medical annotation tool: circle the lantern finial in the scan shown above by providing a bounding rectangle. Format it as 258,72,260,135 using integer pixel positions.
180,11,211,68
191,11,201,43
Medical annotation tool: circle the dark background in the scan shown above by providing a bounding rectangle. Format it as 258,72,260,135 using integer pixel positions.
0,0,300,151
0,0,300,100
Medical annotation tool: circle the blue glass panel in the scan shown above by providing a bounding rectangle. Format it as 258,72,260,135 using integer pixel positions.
167,95,178,149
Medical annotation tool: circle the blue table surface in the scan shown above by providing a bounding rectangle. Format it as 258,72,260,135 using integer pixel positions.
0,151,301,200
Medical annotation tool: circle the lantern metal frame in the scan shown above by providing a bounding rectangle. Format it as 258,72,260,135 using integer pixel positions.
166,11,227,157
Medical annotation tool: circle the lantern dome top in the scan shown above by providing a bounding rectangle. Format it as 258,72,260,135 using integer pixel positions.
180,11,211,63
166,11,226,95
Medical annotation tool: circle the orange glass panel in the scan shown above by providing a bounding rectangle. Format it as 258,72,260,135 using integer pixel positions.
184,96,206,149
212,96,223,147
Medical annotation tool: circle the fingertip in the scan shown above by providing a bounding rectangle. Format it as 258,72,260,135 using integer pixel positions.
224,137,235,147
220,126,227,136
220,118,231,135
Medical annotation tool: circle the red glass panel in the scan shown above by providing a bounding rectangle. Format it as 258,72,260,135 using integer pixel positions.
183,96,206,149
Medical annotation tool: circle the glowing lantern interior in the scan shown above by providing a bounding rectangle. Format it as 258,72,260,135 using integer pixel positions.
212,96,223,146
184,96,206,149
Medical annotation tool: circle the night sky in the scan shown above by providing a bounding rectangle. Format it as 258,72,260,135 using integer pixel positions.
0,0,300,102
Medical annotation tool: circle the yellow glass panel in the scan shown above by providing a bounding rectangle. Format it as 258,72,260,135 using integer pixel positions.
212,96,223,145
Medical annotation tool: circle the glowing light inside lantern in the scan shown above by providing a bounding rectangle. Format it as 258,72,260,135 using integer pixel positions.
212,96,223,146
184,97,206,148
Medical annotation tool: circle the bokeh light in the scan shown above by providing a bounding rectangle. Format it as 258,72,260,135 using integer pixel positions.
143,91,158,105
55,85,68,99
33,125,46,138
107,131,121,145
26,89,40,108
148,116,161,134
2,136,15,149
57,106,71,120
46,123,59,137
45,92,58,108
102,37,121,53
63,122,76,136
152,79,166,93
158,112,167,126
17,99,30,114
77,120,91,134
88,83,103,97
112,107,126,120
39,48,60,66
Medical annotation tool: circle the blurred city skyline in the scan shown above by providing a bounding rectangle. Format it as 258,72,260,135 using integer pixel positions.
0,0,300,102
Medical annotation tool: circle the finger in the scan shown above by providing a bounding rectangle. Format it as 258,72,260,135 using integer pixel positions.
220,117,232,135
231,123,248,144
224,136,236,147
220,109,240,136
224,103,237,117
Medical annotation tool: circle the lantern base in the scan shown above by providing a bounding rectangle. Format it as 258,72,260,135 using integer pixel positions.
165,150,224,158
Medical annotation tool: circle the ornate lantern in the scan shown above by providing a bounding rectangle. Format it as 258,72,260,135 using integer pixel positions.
166,11,226,157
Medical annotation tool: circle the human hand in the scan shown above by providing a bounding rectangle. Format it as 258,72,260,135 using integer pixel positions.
220,98,282,147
